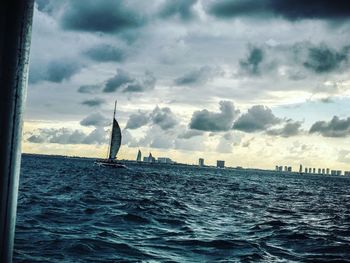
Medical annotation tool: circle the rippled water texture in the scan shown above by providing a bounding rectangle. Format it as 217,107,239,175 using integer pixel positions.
14,155,350,262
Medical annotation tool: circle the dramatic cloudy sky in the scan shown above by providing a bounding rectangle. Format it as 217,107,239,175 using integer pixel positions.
23,0,350,170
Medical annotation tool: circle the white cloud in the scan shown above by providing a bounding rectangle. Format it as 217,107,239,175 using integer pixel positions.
23,1,350,168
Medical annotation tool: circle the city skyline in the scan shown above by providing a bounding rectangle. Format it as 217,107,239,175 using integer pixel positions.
23,0,350,170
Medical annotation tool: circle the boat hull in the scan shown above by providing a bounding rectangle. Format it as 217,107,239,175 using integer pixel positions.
94,160,127,169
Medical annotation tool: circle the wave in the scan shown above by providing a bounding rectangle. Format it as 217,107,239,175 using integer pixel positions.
14,155,350,262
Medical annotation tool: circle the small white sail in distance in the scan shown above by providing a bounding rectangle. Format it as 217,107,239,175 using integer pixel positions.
108,100,122,160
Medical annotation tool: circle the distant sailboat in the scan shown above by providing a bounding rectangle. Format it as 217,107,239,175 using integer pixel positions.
94,100,126,168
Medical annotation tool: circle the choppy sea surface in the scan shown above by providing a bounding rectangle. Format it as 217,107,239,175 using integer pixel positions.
14,154,350,262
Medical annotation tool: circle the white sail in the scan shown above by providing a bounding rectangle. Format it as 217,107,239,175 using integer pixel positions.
108,101,122,160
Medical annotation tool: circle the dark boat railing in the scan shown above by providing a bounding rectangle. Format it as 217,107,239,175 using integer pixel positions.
0,1,34,262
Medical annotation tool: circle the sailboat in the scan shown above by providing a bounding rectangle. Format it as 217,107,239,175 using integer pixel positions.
94,100,126,168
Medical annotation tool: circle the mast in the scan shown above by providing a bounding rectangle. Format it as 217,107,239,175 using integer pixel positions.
113,100,117,119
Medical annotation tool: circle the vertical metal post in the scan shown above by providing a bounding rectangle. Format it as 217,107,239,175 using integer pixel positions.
0,1,34,262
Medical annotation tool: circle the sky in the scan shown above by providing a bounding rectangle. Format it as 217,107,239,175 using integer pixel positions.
23,0,350,170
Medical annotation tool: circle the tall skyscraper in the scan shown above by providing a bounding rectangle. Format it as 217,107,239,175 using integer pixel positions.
199,158,204,167
158,157,174,164
136,149,142,162
149,152,155,163
217,160,225,168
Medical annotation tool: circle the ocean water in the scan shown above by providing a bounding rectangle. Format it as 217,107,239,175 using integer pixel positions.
14,154,350,262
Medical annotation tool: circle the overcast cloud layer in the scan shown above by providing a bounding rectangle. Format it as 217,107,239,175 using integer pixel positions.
24,0,350,169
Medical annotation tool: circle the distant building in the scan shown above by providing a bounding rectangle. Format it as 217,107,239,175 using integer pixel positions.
318,168,321,174
313,168,316,174
344,171,350,176
299,164,302,173
326,168,330,175
275,165,279,171
305,167,308,173
309,168,312,173
322,168,325,174
287,166,292,172
158,157,174,164
278,166,283,171
217,160,225,168
136,150,142,162
331,170,336,176
337,170,342,176
199,158,205,167
143,152,156,163
284,166,288,172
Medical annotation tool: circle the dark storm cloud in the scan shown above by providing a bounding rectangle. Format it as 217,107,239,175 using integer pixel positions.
125,111,150,129
239,46,264,76
159,0,198,21
320,97,334,104
122,129,139,147
27,127,108,145
61,0,145,33
78,85,101,94
233,105,280,132
80,113,110,127
174,66,222,86
151,106,179,130
35,0,64,15
125,106,178,130
242,137,255,147
266,121,302,137
303,45,350,74
103,70,156,93
27,134,45,143
49,129,86,144
190,101,240,131
177,129,203,139
35,0,49,11
123,71,156,93
103,69,134,93
234,42,350,79
208,0,350,21
28,129,85,144
309,116,350,137
46,60,82,83
82,127,109,144
122,83,145,92
84,44,126,62
29,59,82,84
81,98,106,107
28,65,45,84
